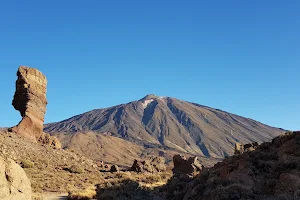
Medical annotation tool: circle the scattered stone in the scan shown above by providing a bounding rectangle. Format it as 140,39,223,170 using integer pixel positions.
38,132,62,149
172,155,203,177
130,156,166,173
166,131,300,200
110,165,119,172
97,161,104,167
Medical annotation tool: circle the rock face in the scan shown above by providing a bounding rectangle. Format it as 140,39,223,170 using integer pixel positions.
10,66,61,148
0,156,32,200
130,157,166,173
164,131,300,200
11,66,47,141
172,155,204,177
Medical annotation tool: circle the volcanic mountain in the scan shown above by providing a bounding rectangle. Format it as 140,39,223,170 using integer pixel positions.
44,94,284,165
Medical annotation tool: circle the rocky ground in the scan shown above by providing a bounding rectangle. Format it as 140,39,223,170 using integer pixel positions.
1,128,298,200
160,131,300,200
0,130,172,199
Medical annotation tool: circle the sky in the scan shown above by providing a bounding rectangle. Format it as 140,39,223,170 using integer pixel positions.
0,1,299,130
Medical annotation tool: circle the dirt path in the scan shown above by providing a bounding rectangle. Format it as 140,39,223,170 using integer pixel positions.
40,193,68,200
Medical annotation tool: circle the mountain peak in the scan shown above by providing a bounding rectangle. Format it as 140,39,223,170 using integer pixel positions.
140,94,158,101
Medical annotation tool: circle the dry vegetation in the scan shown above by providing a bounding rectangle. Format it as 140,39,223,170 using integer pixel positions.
0,130,103,193
0,130,172,200
68,171,172,200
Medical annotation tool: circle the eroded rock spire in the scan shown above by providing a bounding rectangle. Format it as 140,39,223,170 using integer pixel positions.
10,66,61,148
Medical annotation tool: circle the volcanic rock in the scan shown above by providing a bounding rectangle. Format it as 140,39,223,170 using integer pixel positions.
234,141,259,155
10,66,61,148
11,66,47,141
38,132,62,149
110,165,119,172
130,157,166,173
0,156,32,200
165,131,300,200
172,155,204,177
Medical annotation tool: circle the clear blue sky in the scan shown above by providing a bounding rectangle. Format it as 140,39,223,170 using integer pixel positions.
0,1,299,130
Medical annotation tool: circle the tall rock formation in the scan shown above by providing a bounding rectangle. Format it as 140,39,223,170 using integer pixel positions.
11,66,47,141
10,66,61,148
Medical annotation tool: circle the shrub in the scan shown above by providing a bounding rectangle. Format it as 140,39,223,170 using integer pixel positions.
67,186,96,200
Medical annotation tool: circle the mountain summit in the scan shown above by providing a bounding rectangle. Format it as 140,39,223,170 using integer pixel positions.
44,94,284,165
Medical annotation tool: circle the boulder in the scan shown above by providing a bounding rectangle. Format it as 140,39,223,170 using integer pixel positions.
131,160,144,173
130,156,166,173
172,155,203,176
0,156,32,200
235,142,259,155
244,142,258,152
151,156,166,172
38,132,62,149
110,165,119,172
96,161,104,168
10,66,61,148
234,142,244,155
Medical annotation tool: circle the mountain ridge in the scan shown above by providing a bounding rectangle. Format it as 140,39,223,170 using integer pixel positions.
44,94,284,165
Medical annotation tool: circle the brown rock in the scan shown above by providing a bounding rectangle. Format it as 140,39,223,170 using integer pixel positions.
131,160,144,172
11,66,47,141
234,142,244,155
10,66,61,148
151,156,167,172
234,142,259,155
38,132,62,149
0,156,32,200
130,156,166,173
110,165,119,172
165,131,300,200
96,161,104,168
172,155,204,176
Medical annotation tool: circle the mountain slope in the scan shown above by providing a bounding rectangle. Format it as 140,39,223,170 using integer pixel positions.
44,94,284,162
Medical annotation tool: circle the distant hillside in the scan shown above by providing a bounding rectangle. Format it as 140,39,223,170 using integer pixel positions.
44,94,284,165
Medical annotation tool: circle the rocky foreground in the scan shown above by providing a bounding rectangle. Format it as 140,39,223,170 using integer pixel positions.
160,131,300,200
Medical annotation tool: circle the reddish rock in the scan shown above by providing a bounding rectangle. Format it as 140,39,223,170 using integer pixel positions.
10,66,61,148
130,156,166,173
11,66,47,141
172,155,204,176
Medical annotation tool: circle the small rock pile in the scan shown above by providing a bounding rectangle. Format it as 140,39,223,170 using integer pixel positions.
130,156,166,173
172,155,204,177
